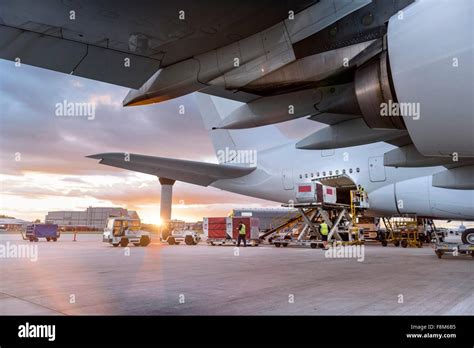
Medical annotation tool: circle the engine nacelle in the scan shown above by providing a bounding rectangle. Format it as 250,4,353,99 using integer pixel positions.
368,176,474,220
386,0,474,157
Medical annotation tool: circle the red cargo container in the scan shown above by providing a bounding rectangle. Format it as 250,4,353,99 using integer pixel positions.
229,217,260,240
203,216,260,246
203,217,228,239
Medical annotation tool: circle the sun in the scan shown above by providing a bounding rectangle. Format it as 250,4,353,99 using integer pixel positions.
144,217,162,226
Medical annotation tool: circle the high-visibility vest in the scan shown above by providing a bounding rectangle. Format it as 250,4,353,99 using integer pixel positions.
320,223,329,235
239,224,246,235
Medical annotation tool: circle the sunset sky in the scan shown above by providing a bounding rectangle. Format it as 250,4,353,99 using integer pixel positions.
0,58,317,224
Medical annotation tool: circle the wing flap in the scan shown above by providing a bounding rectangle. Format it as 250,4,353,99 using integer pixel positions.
0,25,161,88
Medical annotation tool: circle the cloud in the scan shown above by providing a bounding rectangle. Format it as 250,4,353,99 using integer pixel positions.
0,59,319,222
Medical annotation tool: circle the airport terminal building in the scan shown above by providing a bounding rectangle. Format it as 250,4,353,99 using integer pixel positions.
45,207,139,229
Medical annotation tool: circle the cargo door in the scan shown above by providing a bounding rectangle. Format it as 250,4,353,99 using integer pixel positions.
282,168,294,190
368,156,386,182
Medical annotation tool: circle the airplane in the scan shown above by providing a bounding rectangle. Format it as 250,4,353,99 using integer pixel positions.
88,92,474,245
1,0,473,243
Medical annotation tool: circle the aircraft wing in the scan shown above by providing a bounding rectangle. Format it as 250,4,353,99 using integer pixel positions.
0,0,316,89
86,153,255,186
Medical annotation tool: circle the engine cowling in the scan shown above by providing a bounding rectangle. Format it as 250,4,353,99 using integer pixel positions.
386,0,474,158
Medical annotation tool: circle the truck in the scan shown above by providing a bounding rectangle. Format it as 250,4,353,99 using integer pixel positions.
25,224,59,242
203,217,260,246
166,227,201,245
103,216,151,247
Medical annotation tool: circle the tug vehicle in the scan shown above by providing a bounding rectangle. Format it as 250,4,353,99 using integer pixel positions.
103,217,151,247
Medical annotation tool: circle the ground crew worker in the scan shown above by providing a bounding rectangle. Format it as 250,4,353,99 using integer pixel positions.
358,184,365,202
320,222,329,249
237,222,247,247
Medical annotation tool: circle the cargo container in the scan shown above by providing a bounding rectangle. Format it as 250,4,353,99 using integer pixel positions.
25,224,60,242
296,182,337,204
203,217,260,246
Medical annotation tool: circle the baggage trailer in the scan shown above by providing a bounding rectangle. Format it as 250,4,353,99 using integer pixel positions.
203,217,260,246
435,242,474,259
25,224,60,242
432,222,474,259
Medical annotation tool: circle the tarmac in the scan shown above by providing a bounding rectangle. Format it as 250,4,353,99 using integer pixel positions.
0,233,472,315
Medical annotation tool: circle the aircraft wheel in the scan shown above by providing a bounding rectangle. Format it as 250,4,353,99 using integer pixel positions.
120,238,128,247
461,229,474,245
401,239,408,248
381,240,387,247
